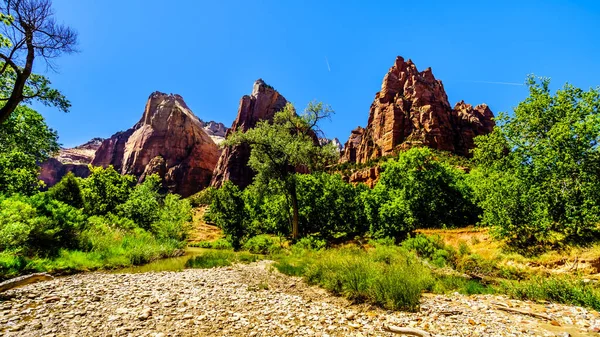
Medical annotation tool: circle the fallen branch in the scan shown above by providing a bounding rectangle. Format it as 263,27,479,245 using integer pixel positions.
493,305,552,320
383,324,432,337
0,273,53,293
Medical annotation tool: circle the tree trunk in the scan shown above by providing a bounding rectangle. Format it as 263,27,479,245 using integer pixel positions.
0,28,35,124
289,179,300,239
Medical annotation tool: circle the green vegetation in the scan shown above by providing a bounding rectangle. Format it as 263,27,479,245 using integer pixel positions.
274,242,433,311
185,250,262,269
0,106,59,195
0,167,192,279
472,76,600,254
224,102,338,239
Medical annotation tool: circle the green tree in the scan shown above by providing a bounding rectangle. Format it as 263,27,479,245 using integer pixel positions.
364,147,478,240
47,172,84,208
206,181,248,249
80,166,136,216
296,172,368,240
0,0,77,123
117,174,162,230
226,101,338,239
472,76,600,253
0,105,59,195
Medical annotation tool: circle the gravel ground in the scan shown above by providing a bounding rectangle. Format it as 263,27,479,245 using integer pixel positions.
1,261,599,337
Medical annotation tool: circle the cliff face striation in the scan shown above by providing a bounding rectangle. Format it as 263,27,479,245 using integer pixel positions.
91,92,220,197
210,79,288,189
340,56,495,164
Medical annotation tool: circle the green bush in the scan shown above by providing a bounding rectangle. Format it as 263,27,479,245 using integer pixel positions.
47,172,84,208
242,235,282,254
205,182,249,249
152,194,191,243
189,187,216,207
401,234,455,267
275,246,433,311
117,174,162,230
499,276,600,310
364,148,479,240
185,251,236,269
296,172,368,240
211,238,233,250
0,106,59,196
293,235,327,252
80,166,136,216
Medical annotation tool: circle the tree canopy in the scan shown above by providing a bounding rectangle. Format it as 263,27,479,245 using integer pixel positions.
471,75,600,254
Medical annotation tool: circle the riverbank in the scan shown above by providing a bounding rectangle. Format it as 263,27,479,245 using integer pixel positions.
1,261,599,337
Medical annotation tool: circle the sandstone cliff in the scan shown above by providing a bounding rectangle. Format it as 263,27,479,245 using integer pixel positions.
200,120,228,145
91,92,220,197
39,138,104,187
210,79,288,189
340,56,495,164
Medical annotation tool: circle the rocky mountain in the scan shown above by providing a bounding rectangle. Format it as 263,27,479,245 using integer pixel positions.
91,92,220,197
340,56,495,164
210,79,288,189
39,138,104,187
200,120,228,144
319,138,343,152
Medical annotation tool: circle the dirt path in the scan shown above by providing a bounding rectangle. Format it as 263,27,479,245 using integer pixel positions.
1,261,598,336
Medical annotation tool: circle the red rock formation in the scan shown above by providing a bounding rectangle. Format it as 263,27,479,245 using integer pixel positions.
340,56,495,163
39,138,104,187
210,79,288,189
91,92,220,197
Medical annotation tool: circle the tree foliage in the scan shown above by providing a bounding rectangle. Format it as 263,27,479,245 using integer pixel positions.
0,0,77,123
225,101,338,238
472,76,600,253
79,165,136,216
0,105,58,195
364,147,479,240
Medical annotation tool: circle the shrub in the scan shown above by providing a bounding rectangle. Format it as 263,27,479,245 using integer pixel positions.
152,194,191,243
276,246,433,312
296,173,368,240
47,172,84,208
80,166,135,216
189,187,216,207
0,197,37,252
499,276,600,310
206,182,249,249
364,148,479,240
185,251,235,269
292,235,327,252
0,106,59,196
242,235,282,254
117,174,162,230
211,238,233,250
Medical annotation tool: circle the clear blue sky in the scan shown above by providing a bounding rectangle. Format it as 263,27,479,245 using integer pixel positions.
35,0,600,148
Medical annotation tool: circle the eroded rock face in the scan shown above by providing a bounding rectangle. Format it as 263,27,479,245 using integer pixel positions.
91,92,220,197
319,138,343,153
340,56,495,163
39,138,104,187
210,79,288,189
200,120,228,145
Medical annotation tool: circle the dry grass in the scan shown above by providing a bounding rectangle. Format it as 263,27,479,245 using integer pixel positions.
418,227,600,278
187,207,223,244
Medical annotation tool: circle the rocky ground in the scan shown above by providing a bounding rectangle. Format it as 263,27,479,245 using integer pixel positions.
1,261,599,337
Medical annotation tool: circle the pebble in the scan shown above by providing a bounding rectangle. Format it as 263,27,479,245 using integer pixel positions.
1,260,599,336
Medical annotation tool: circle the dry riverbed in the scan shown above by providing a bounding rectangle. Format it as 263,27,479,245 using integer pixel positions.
1,261,599,337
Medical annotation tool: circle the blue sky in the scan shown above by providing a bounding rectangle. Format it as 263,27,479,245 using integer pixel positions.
35,0,600,148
